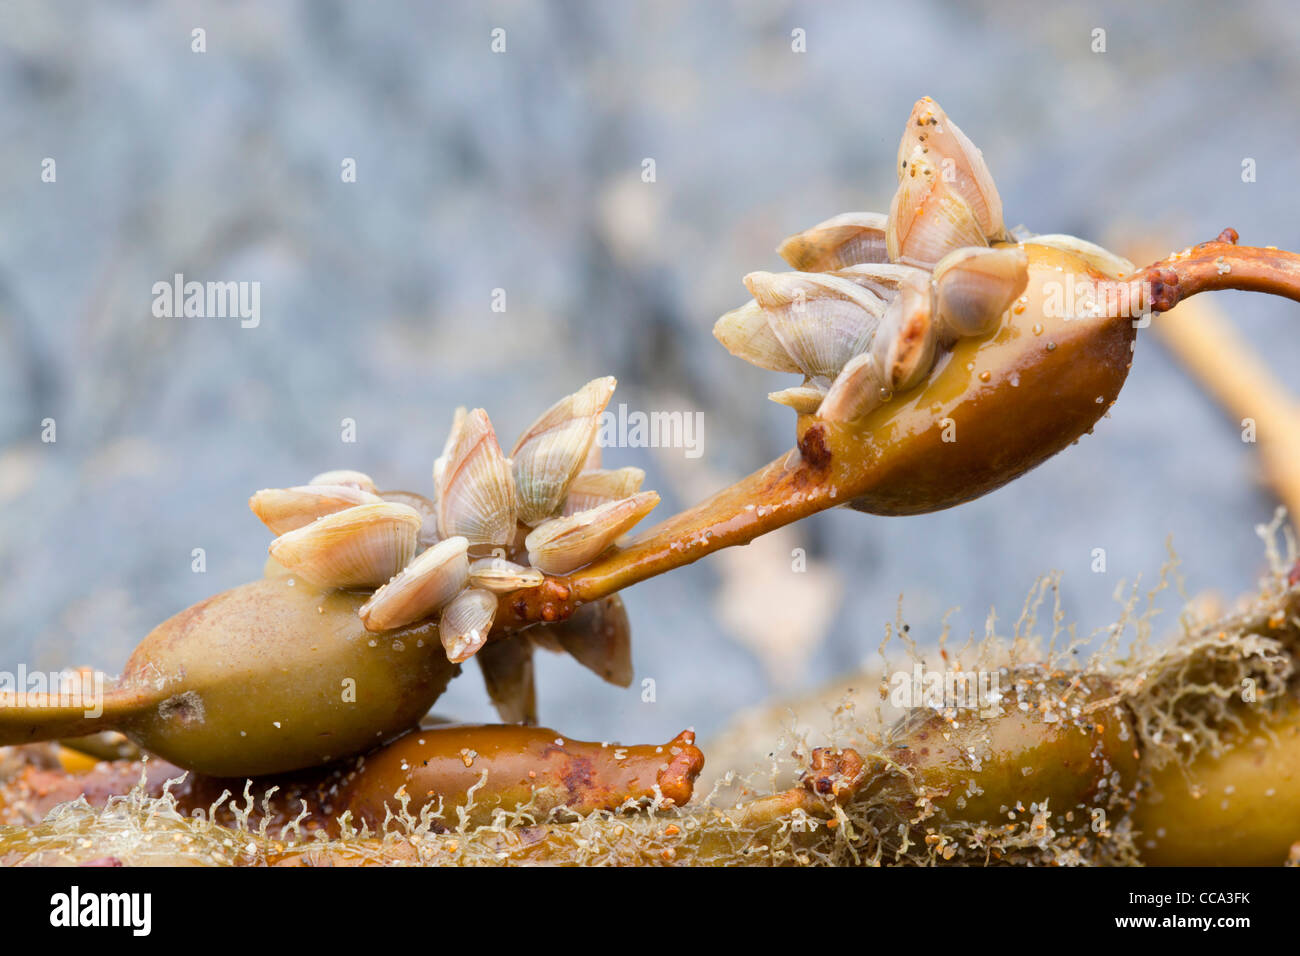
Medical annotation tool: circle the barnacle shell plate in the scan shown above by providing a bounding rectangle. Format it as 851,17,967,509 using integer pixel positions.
811,243,1137,515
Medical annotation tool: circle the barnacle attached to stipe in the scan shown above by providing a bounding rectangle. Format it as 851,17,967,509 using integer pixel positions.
250,376,657,721
714,95,1127,428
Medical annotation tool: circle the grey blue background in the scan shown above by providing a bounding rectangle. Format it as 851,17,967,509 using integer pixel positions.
1,0,1297,746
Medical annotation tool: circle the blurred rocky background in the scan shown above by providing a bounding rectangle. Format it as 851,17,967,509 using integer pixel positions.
1,0,1297,745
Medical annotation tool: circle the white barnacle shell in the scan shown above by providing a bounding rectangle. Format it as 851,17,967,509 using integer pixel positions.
1021,234,1134,279
511,376,616,526
435,408,517,546
887,147,988,270
932,245,1029,339
742,271,886,382
871,273,938,393
309,470,379,495
249,484,382,536
524,491,659,575
467,556,545,593
818,352,889,423
268,501,421,590
712,301,803,373
562,466,646,515
768,384,827,414
359,535,469,632
777,212,889,272
377,490,440,548
896,97,1004,241
432,406,467,490
438,587,497,663
830,262,932,300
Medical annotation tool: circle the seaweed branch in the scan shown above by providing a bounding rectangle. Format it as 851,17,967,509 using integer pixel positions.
495,233,1300,634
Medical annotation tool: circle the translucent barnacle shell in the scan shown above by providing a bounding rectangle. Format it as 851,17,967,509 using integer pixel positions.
309,469,379,495
712,301,803,373
467,557,545,593
831,262,931,297
562,467,646,515
887,150,988,270
871,273,937,392
818,352,887,422
768,384,827,414
249,484,381,536
777,211,889,272
268,502,421,589
511,377,616,526
895,96,1004,241
359,535,469,632
438,587,497,663
377,489,440,548
740,271,885,381
932,246,1029,338
435,408,517,546
525,491,659,575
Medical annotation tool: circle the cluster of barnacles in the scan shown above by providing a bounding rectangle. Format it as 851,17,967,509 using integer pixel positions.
7,95,1300,867
244,99,1142,727
713,97,1134,419
249,376,654,722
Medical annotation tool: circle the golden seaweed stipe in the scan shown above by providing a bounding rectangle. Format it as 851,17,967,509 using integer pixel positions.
4,95,1300,870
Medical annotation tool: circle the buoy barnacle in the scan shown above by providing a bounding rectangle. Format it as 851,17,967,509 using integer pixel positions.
717,97,1129,428
0,379,656,776
253,375,657,712
714,96,1139,516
